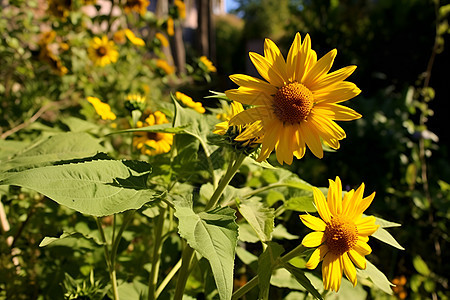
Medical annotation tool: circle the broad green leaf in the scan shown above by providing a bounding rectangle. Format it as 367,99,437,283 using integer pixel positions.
357,260,393,294
108,123,189,135
0,132,104,172
238,222,260,243
237,198,274,242
371,227,404,250
0,160,155,216
61,117,100,132
235,246,258,266
266,190,284,207
412,255,430,276
284,195,316,212
375,217,402,228
284,265,323,300
174,201,238,300
40,230,103,247
272,224,299,240
257,242,284,299
0,140,29,161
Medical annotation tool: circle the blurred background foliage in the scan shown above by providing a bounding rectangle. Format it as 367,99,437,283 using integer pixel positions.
1,0,449,299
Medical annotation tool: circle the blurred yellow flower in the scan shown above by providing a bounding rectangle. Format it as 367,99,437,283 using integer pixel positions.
38,31,68,76
124,29,145,46
47,0,72,19
113,30,127,44
156,59,175,75
199,56,217,72
123,0,150,15
87,97,117,120
167,17,174,36
175,91,205,114
174,0,186,19
88,36,119,67
155,32,169,47
38,31,56,45
125,94,147,111
300,177,379,292
227,33,361,165
133,111,173,156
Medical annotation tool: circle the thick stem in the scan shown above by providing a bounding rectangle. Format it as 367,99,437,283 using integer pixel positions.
148,206,167,300
173,245,195,300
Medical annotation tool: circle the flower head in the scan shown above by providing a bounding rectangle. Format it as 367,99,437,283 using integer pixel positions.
124,29,145,46
155,33,169,47
175,92,205,114
125,94,147,112
156,59,175,75
299,177,379,292
123,0,150,15
87,97,117,120
167,17,174,36
199,56,217,73
133,111,173,156
88,36,119,67
174,0,186,19
226,33,361,165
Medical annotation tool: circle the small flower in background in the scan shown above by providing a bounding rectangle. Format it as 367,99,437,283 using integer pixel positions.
392,275,408,299
123,0,150,15
156,59,175,75
155,32,169,47
47,0,72,19
175,91,205,113
38,30,57,46
133,111,173,156
38,31,68,76
299,177,379,292
125,94,147,112
227,33,361,165
113,30,127,44
213,101,263,148
174,0,186,19
199,56,217,73
166,17,174,36
88,36,119,67
124,29,145,46
87,97,117,120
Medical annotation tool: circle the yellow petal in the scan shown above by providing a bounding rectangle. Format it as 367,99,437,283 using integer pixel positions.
308,113,346,140
341,189,354,216
264,38,289,83
327,178,342,216
293,123,306,159
275,124,295,165
312,65,357,91
286,32,301,82
296,34,312,82
302,231,326,248
229,107,271,125
303,49,337,87
355,216,379,236
257,119,280,162
313,103,362,121
345,183,366,219
301,121,323,158
312,187,331,223
348,249,366,269
354,192,376,218
299,214,327,231
322,252,343,292
342,252,357,286
225,88,272,106
305,244,328,269
353,239,372,256
249,52,285,87
313,81,361,103
229,74,278,95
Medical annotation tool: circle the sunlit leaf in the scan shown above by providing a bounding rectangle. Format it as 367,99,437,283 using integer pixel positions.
257,242,284,299
237,198,274,242
357,260,393,294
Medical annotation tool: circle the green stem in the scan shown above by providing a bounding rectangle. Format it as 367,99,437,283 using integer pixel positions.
148,206,167,300
155,258,182,298
110,210,135,266
231,244,307,299
173,245,195,300
95,217,120,300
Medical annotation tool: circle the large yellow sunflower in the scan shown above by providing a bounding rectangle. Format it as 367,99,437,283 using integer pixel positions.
88,36,119,67
133,111,174,156
227,33,361,165
299,177,379,292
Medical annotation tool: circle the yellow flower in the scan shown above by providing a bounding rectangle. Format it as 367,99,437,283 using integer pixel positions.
155,32,169,47
87,97,117,120
124,29,145,46
38,31,56,46
125,94,147,111
156,59,175,75
47,0,72,19
123,0,150,15
199,56,217,72
113,30,127,44
133,111,174,156
213,101,263,147
175,92,205,114
88,36,119,67
227,33,362,165
299,177,379,292
167,17,174,36
174,0,186,19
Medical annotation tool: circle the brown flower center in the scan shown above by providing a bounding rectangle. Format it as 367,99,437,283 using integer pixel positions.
324,215,358,256
96,46,107,57
273,82,314,124
147,132,162,141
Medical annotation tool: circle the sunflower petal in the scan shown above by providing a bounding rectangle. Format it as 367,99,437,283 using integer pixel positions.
296,34,312,82
355,216,379,236
264,38,289,82
257,120,280,161
302,231,326,248
249,52,285,87
293,123,306,159
354,192,376,217
229,74,278,95
225,88,272,106
313,103,362,121
275,124,295,165
301,121,324,158
287,32,301,82
312,187,331,223
348,249,366,269
312,65,357,91
342,252,357,286
322,252,343,292
303,49,337,87
309,113,346,140
312,81,361,102
229,107,271,125
300,214,327,231
305,244,328,269
354,239,372,256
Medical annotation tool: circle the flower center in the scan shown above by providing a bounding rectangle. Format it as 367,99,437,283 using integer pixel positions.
147,132,162,141
273,82,314,124
324,215,358,256
96,46,107,57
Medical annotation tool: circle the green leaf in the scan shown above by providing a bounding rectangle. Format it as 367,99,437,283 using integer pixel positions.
272,224,299,240
372,217,404,250
257,242,284,299
266,190,284,207
174,201,238,300
0,140,29,161
0,160,155,216
61,117,100,132
375,217,402,228
284,195,316,212
0,132,104,172
237,222,260,243
357,260,393,294
284,265,323,300
413,255,430,276
108,123,189,135
40,230,103,247
237,198,274,242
